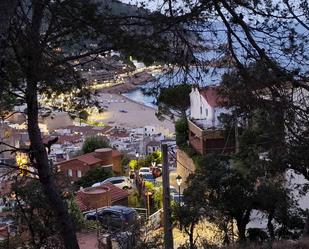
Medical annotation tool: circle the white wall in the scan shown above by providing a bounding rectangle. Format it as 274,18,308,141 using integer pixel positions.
190,88,228,127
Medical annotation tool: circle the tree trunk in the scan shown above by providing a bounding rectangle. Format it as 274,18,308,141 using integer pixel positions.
267,212,275,241
26,82,80,249
189,223,195,249
303,212,309,237
236,219,247,243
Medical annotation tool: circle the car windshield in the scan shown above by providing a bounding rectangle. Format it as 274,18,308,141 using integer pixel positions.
139,168,149,172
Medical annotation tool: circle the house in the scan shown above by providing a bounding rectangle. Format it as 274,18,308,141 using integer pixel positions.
76,182,129,212
57,148,122,181
188,86,234,155
146,140,161,155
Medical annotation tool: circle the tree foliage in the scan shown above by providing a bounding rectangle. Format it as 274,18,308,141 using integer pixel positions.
74,167,112,188
13,179,65,248
175,117,189,148
156,84,191,121
81,136,110,154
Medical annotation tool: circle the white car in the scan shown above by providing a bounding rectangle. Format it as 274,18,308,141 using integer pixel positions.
92,176,132,190
138,167,151,176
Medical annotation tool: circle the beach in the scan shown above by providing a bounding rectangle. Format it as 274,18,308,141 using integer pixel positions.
89,93,175,133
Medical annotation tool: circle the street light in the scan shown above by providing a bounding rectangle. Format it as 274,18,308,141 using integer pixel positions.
176,175,182,203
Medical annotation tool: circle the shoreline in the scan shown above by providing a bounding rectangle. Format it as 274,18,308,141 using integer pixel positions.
97,69,158,94
91,92,175,133
120,93,157,111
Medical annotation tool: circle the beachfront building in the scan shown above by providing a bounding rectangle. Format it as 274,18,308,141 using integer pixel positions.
188,86,234,155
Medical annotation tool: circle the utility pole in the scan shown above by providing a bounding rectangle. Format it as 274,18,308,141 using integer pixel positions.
161,144,174,249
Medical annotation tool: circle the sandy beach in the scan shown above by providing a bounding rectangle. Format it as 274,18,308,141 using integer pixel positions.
89,93,175,133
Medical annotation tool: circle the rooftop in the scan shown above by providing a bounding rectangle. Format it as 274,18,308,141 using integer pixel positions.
198,86,227,108
76,182,129,212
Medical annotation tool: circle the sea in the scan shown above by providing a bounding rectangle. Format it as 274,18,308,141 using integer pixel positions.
122,66,229,108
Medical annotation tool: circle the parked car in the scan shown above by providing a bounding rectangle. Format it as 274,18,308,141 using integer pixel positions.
141,173,156,184
138,167,151,176
169,186,178,195
85,205,140,230
92,176,132,190
171,193,184,206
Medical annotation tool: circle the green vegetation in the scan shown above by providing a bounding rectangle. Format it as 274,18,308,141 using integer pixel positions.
153,186,163,210
144,181,154,191
156,84,191,121
175,117,189,148
129,151,163,170
74,167,112,188
128,190,143,208
68,198,85,231
13,180,61,248
121,155,131,174
129,159,139,170
81,136,110,154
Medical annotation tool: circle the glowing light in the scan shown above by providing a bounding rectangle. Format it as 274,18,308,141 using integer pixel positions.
16,152,29,176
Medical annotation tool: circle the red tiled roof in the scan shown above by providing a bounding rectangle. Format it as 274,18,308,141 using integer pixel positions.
43,135,82,145
76,154,102,165
200,86,226,108
75,183,129,212
103,182,129,202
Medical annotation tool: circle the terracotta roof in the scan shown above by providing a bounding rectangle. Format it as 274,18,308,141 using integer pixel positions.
75,154,102,165
75,182,129,212
43,135,82,145
200,86,226,108
103,182,129,202
58,145,121,168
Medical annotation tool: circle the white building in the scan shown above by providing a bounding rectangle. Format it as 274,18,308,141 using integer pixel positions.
189,86,229,129
146,140,161,155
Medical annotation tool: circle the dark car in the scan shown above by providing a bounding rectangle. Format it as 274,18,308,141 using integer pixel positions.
171,194,184,206
85,205,139,230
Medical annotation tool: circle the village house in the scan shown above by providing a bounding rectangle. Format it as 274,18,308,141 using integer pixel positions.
188,86,234,155
57,148,122,181
145,140,161,155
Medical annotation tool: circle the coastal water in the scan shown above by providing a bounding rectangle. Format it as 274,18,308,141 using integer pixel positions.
122,66,228,108
122,87,157,108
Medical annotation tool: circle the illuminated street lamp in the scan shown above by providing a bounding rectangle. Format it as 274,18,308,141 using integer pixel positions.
176,175,182,202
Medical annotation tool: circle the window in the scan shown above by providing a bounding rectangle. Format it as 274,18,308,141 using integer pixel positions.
77,170,82,178
68,169,72,177
200,106,202,115
111,179,124,184
205,108,208,117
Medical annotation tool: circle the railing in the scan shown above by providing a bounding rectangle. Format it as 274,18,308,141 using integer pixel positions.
147,208,163,231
